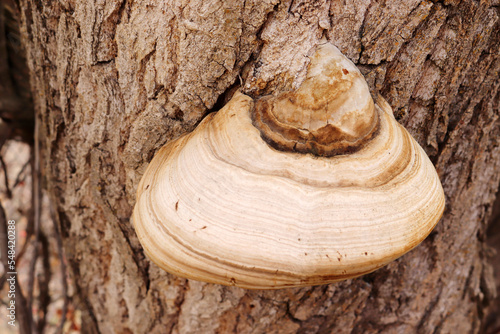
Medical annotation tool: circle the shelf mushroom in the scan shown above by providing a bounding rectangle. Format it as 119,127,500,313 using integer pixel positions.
132,42,445,289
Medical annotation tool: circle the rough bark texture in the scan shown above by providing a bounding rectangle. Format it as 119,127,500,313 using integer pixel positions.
13,0,500,333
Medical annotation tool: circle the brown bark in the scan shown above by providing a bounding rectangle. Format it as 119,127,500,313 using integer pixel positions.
12,0,500,333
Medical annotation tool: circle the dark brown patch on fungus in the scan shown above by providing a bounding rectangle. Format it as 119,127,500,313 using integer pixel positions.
251,44,380,157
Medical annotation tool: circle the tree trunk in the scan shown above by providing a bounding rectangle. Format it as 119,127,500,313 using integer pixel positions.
14,0,500,333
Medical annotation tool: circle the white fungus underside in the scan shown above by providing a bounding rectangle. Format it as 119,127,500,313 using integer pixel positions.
133,93,445,289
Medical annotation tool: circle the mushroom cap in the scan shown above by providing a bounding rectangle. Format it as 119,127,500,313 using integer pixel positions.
132,43,445,289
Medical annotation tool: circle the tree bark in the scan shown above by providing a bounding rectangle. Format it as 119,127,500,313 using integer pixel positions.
14,0,500,333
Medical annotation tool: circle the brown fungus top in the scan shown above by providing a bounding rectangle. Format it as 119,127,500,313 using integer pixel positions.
252,43,379,156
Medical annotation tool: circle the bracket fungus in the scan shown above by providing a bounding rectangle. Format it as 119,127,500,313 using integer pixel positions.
132,43,445,289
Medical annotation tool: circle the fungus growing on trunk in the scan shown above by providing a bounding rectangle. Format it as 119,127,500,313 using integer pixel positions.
132,42,445,289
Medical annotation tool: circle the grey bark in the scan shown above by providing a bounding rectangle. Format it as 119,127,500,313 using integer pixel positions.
11,0,500,333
